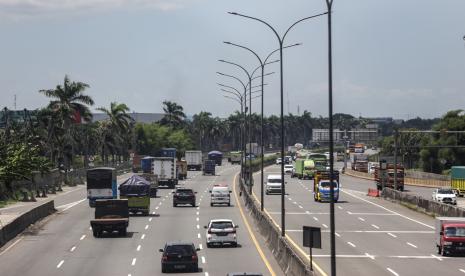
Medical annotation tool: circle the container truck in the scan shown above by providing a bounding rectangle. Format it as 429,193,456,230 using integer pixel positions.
185,150,202,171
141,156,155,173
435,217,465,256
152,157,177,188
203,160,216,175
313,170,339,202
374,163,404,191
176,160,188,180
451,166,465,197
308,153,328,171
208,151,223,166
350,153,368,172
86,167,117,207
90,199,129,237
294,159,315,179
159,148,177,159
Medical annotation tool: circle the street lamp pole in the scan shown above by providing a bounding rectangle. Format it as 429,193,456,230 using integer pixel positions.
325,0,336,275
228,11,327,237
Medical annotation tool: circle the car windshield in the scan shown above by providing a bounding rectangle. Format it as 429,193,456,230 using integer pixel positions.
177,189,193,195
285,165,293,169
320,181,338,188
212,188,228,194
445,227,465,237
165,244,194,255
268,178,282,183
210,221,234,229
437,189,453,194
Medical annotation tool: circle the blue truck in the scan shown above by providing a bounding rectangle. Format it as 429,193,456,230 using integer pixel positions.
203,160,216,176
141,156,155,173
208,151,223,166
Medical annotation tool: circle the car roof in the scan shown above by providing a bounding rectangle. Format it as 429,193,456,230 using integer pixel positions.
210,219,233,223
267,174,282,179
165,241,194,246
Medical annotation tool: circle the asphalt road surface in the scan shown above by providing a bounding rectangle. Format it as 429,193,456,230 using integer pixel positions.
253,164,465,276
0,164,281,276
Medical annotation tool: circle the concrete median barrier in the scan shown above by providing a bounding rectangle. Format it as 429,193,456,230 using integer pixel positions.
0,200,55,248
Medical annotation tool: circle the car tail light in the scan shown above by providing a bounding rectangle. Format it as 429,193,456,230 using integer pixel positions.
162,255,168,261
208,230,212,234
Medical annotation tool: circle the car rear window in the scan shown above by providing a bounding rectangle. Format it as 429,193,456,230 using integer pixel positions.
268,178,282,183
211,221,234,229
165,244,194,254
177,189,193,194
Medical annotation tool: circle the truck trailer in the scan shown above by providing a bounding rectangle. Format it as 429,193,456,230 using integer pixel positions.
185,150,202,171
152,157,177,188
374,163,404,191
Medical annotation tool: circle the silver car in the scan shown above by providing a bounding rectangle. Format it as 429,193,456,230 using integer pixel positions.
205,219,238,247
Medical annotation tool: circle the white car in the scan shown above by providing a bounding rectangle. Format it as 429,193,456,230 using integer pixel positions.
432,188,457,205
266,174,283,194
276,158,282,165
284,164,294,174
205,219,238,247
209,184,231,206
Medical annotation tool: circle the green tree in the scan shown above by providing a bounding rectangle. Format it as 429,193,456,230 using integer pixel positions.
160,101,186,129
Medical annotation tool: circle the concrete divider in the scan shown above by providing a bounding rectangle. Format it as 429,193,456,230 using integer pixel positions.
0,200,55,248
381,188,465,217
240,178,313,276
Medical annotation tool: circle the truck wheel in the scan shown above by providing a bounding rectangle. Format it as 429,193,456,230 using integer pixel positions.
210,203,213,207
92,229,99,238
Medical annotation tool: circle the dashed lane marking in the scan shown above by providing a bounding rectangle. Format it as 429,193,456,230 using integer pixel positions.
322,224,328,228
131,258,136,266
149,218,153,222
199,244,203,250
365,253,375,260
313,217,319,221
347,242,356,248
358,217,365,222
407,242,417,248
137,245,141,251
80,235,86,240
335,232,341,237
459,269,465,273
201,256,206,264
70,246,76,252
145,225,149,230
388,233,397,238
337,206,343,210
371,224,380,229
141,234,145,240
197,225,200,229
57,260,64,269
198,233,201,239
387,268,399,276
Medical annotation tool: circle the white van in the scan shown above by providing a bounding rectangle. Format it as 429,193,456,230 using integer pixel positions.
266,174,283,195
210,185,232,206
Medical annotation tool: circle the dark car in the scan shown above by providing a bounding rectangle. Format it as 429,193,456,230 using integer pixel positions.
160,242,200,273
173,188,196,207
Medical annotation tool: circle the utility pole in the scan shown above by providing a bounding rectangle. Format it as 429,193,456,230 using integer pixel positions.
394,128,398,190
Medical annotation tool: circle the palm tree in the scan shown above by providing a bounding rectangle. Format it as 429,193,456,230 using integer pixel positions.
39,75,94,175
97,102,133,165
160,101,186,129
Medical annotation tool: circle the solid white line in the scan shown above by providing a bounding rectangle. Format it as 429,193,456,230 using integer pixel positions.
70,246,76,252
459,269,465,273
0,238,23,256
137,245,141,251
371,224,380,229
342,189,435,229
57,260,64,268
80,235,86,240
407,242,417,248
198,233,201,239
322,224,328,229
387,268,399,276
388,233,397,238
201,256,206,264
347,242,356,248
358,217,365,222
141,234,145,240
145,225,149,230
131,258,137,266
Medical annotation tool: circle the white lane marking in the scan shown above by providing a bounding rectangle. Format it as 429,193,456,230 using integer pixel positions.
337,206,343,210
335,232,341,237
70,246,76,252
322,224,328,228
137,245,141,251
205,272,209,276
141,234,145,240
371,224,380,229
293,201,297,205
80,235,86,240
298,205,303,209
158,202,162,206
196,217,199,222
407,242,417,248
285,230,434,233
155,206,159,210
198,233,201,239
431,254,443,261
197,224,200,229
145,225,149,230
196,211,199,215
152,211,156,215
162,198,165,201
199,244,203,250
387,268,399,276
347,242,356,248
313,217,319,221
365,252,375,260
131,258,137,266
388,233,397,238
342,189,435,229
201,256,206,264
149,218,153,222
89,227,92,230
57,260,65,268
358,217,365,222
288,197,292,201
0,238,23,256
56,198,87,212
459,269,465,273
197,207,200,210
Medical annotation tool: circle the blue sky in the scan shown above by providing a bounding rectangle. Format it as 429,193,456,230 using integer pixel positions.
0,0,464,119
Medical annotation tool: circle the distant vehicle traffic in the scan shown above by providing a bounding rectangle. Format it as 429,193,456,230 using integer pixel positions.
118,175,151,216
276,158,282,165
153,157,177,188
86,167,117,207
205,219,238,247
432,188,457,205
374,163,405,191
185,150,203,171
284,164,294,174
229,151,242,164
208,150,223,166
266,174,283,195
436,217,465,256
90,199,129,237
159,242,200,273
313,171,339,202
173,187,196,207
210,184,232,206
203,159,216,175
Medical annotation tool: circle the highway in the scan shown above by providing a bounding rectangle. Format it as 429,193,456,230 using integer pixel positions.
0,164,281,276
252,164,465,276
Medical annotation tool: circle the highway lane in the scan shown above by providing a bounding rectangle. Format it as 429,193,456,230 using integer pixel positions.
252,164,465,276
0,164,281,276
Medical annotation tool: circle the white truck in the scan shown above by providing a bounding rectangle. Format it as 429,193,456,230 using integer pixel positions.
185,150,202,171
152,157,177,188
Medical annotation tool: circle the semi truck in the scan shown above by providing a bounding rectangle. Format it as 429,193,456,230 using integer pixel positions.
313,170,340,202
152,157,177,188
294,159,315,179
451,166,465,197
86,167,117,207
436,217,465,256
185,150,202,171
119,175,151,216
177,160,188,180
374,163,405,191
90,199,129,237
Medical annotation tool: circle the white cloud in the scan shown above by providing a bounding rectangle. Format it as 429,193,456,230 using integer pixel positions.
0,0,193,18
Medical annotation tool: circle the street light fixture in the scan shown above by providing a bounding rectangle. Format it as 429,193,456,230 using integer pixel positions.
223,41,301,212
228,10,327,237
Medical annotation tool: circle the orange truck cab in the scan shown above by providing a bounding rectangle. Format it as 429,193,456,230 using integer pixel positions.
436,217,465,256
